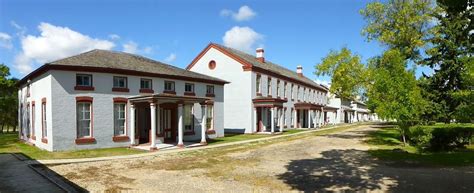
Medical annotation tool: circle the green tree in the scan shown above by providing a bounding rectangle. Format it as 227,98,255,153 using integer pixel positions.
361,0,435,61
314,47,366,99
0,64,18,133
367,50,426,144
422,0,473,123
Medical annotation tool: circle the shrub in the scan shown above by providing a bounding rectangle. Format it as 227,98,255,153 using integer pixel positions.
407,124,474,151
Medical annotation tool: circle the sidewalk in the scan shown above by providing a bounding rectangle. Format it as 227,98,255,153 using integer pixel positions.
35,123,358,165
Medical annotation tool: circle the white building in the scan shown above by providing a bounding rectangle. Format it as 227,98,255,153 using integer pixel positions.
187,43,329,133
351,100,370,122
18,50,227,151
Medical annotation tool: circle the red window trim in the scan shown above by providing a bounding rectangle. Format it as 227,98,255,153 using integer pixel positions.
75,86,95,91
31,101,35,139
139,88,154,93
163,90,176,95
112,87,130,92
206,93,215,97
113,98,128,142
41,98,47,143
184,92,196,96
76,96,94,144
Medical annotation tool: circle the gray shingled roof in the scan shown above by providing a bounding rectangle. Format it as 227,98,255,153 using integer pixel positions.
48,49,228,84
212,43,328,91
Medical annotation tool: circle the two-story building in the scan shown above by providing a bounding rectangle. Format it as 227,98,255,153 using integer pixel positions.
187,43,329,134
18,49,227,151
351,100,370,122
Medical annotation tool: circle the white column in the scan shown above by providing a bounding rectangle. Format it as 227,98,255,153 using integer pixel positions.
294,109,298,128
320,108,324,126
279,108,284,133
253,107,257,133
130,104,136,145
177,103,184,148
270,107,275,133
313,110,317,128
150,103,157,150
307,110,311,129
200,104,207,145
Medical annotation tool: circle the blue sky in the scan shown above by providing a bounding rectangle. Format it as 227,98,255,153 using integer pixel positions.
0,0,431,83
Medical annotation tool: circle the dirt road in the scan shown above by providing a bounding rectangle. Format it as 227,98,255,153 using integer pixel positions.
49,125,474,192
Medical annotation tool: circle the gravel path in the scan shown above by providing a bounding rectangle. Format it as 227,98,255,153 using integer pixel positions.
48,125,474,192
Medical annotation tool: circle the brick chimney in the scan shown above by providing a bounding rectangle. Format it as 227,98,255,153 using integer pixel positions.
296,65,303,77
256,48,264,63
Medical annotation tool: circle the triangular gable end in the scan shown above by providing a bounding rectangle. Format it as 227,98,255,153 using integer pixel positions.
186,43,253,71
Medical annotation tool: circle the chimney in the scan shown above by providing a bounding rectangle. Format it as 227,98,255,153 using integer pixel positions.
296,65,303,77
256,48,264,63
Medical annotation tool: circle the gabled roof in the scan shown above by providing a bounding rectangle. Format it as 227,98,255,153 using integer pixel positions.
19,49,228,86
188,43,328,92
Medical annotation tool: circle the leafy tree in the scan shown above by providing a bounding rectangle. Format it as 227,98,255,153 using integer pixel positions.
367,50,426,144
0,64,18,133
361,0,435,61
422,0,473,123
314,47,366,99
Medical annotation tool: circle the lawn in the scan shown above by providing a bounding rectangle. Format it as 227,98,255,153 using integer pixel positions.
365,125,474,166
0,133,145,160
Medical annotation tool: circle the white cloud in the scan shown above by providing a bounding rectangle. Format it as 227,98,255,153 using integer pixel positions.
10,21,27,37
108,34,120,40
164,53,177,63
0,32,12,49
122,41,138,54
14,22,115,74
220,5,256,21
222,26,263,53
122,41,154,55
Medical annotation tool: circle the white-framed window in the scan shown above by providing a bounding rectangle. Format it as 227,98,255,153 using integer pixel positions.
284,82,287,98
256,74,261,94
140,78,152,89
267,77,272,96
114,103,126,136
76,74,92,86
277,80,281,97
113,76,127,88
185,83,194,93
206,105,214,130
41,101,47,138
77,102,92,138
206,85,214,95
291,84,294,100
164,81,175,91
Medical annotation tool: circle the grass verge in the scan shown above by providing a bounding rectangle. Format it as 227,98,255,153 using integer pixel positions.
0,133,145,160
365,125,474,167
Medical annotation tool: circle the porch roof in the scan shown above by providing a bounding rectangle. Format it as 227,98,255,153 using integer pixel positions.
294,102,324,110
323,106,339,111
128,93,211,104
252,97,287,107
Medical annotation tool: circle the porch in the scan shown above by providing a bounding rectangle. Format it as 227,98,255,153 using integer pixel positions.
294,102,325,129
252,97,287,133
128,93,214,151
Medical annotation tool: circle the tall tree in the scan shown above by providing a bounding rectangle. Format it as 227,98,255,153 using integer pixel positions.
422,0,473,123
314,47,366,99
367,50,426,144
0,64,18,133
361,0,435,61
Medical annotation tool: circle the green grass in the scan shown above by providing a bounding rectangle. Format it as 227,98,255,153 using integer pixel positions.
0,133,145,160
366,125,474,167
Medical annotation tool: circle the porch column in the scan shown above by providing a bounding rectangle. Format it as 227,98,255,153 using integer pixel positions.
200,104,207,145
279,108,284,133
130,104,136,145
307,110,311,129
320,107,324,126
293,109,297,128
177,103,184,148
253,107,257,133
312,110,317,128
150,103,157,150
270,107,275,133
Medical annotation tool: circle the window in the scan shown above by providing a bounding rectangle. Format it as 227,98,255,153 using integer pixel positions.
140,79,152,89
76,74,92,86
113,76,127,88
206,105,214,130
184,104,194,133
256,74,261,94
41,100,47,139
267,77,272,96
185,83,194,93
284,82,287,98
206,85,214,95
296,86,300,101
27,84,30,97
164,81,175,91
303,88,306,101
277,80,280,97
77,102,92,138
208,60,216,70
114,103,126,136
31,102,35,138
26,103,30,137
291,84,294,100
